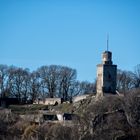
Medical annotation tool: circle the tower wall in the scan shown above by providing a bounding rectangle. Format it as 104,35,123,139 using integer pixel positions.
102,65,117,94
96,64,103,96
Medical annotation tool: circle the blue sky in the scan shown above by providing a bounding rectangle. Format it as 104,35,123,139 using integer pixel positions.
0,0,140,82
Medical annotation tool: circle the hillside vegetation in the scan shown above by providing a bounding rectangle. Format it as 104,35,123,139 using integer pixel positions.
0,91,140,140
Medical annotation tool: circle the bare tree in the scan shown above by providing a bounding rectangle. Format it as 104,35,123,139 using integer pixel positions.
0,64,97,104
133,64,140,89
29,71,41,103
79,81,96,95
8,67,30,102
117,69,134,93
37,65,59,98
0,65,10,97
123,90,140,128
58,66,77,101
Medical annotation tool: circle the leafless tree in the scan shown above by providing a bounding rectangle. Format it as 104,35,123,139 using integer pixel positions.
58,66,77,101
123,90,140,127
37,65,60,98
133,64,140,89
0,64,97,103
117,69,134,93
8,67,30,102
0,65,10,97
28,71,41,103
79,81,96,95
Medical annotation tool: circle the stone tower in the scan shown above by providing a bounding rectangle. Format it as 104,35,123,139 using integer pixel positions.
96,51,117,97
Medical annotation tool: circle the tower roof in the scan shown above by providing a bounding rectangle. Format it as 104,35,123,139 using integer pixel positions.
102,51,112,65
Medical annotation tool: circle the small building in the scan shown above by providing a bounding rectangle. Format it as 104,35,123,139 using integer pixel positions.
20,112,77,125
73,94,90,103
96,50,117,97
34,98,61,105
43,113,76,122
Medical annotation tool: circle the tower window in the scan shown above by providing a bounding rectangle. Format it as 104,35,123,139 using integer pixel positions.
108,87,111,92
108,74,111,79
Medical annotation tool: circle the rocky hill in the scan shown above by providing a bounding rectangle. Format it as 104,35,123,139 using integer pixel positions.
0,91,140,140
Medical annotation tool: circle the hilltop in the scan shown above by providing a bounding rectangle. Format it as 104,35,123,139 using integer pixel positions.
0,91,140,140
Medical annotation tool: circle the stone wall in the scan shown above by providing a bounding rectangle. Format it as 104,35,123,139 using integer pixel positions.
34,98,61,105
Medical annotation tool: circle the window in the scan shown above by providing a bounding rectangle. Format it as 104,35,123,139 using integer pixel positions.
108,73,111,79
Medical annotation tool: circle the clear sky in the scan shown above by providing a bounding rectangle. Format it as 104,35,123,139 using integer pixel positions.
0,0,140,82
